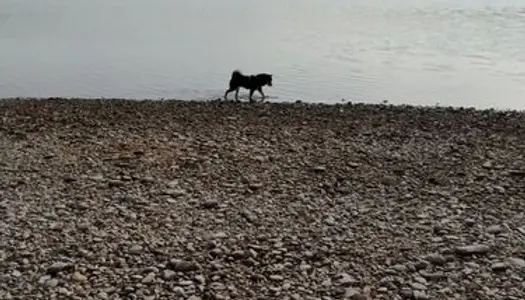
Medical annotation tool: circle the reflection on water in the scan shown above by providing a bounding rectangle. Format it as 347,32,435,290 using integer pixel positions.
0,0,524,109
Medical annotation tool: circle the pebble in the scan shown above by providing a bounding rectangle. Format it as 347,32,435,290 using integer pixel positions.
400,288,413,299
314,166,326,173
162,269,177,280
47,262,73,275
130,245,143,254
413,290,429,300
334,273,357,286
507,257,525,269
142,272,156,284
200,199,219,209
195,274,206,284
163,188,186,197
455,244,491,255
58,287,70,295
464,218,476,226
422,253,447,265
486,225,505,234
270,274,284,281
169,259,200,272
172,286,185,295
344,287,361,298
72,271,88,282
325,216,336,226
491,262,509,271
410,282,427,290
46,278,59,287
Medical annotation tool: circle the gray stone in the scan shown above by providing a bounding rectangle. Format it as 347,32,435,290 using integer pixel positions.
162,269,177,280
168,259,200,272
486,225,505,234
47,262,73,275
455,244,491,255
130,245,143,254
392,264,407,272
142,272,156,284
491,262,509,271
72,271,88,282
507,257,525,269
200,199,219,209
413,290,429,300
409,282,427,290
46,278,59,287
422,253,447,265
400,288,413,299
172,286,185,295
334,273,358,286
270,274,284,281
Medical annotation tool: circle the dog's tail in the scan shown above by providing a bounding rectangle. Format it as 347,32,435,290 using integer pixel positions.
231,69,243,79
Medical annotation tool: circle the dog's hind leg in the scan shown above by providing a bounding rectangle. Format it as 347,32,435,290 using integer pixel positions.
249,89,256,103
224,87,235,100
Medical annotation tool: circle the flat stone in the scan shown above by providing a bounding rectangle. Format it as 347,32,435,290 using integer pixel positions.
455,244,491,256
422,253,447,265
72,271,88,282
270,274,284,281
409,282,427,290
325,216,336,226
507,257,525,269
162,269,177,280
413,290,429,300
142,272,156,284
491,262,509,271
486,225,505,234
334,273,358,286
391,264,407,272
47,262,73,275
168,259,200,272
172,286,185,295
400,288,413,299
46,278,59,287
162,189,186,197
130,244,143,254
200,199,219,209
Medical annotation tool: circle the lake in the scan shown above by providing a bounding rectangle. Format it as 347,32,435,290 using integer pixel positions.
1,0,524,109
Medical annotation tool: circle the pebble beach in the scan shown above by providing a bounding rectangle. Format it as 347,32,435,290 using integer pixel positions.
1,98,525,300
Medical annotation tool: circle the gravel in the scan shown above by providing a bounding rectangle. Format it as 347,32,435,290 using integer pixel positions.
1,98,525,299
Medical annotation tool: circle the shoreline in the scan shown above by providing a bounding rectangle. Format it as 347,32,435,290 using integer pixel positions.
1,98,524,299
2,96,525,114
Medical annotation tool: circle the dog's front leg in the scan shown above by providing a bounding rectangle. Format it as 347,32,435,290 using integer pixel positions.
257,87,265,101
235,88,240,101
249,89,256,103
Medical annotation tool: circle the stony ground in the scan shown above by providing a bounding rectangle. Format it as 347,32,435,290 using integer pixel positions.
1,98,525,300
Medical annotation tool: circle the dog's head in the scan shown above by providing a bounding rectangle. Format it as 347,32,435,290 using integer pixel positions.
263,74,273,87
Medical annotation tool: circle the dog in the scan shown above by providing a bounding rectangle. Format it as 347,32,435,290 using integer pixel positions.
224,70,273,102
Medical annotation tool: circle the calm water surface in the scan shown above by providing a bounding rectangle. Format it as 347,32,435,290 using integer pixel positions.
1,0,524,109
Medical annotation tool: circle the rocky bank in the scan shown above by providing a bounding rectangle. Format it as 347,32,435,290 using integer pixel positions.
1,98,525,300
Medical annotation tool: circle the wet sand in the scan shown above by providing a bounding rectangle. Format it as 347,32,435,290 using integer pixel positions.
1,98,525,299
